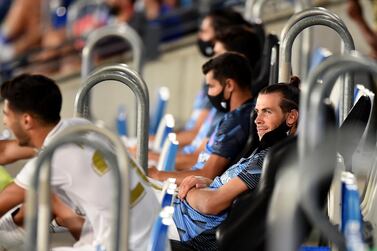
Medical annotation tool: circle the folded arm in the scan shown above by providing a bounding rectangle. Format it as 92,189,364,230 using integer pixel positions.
185,177,248,215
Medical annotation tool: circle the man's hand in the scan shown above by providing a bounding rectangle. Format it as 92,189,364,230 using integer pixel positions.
178,175,212,200
148,166,159,179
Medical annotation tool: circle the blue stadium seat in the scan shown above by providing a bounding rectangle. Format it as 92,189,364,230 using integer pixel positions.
309,47,332,72
116,105,128,137
149,206,175,251
340,172,365,251
161,179,177,208
150,87,170,135
157,133,179,172
152,114,175,153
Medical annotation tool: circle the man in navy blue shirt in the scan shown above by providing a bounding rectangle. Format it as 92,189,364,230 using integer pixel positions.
148,52,255,184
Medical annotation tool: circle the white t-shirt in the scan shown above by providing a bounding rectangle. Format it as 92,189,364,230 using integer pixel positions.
15,118,159,251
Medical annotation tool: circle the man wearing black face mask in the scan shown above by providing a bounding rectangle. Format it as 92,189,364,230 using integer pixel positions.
197,9,249,58
149,52,255,184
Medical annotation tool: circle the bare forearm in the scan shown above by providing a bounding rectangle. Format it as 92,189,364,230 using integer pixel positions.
0,140,35,165
175,152,200,171
0,183,25,218
185,177,248,215
52,195,84,240
153,168,214,185
186,188,230,215
176,130,199,147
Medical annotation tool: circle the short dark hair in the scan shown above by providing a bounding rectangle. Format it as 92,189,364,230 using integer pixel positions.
215,25,262,71
207,9,249,33
202,52,252,90
259,77,300,113
1,74,62,124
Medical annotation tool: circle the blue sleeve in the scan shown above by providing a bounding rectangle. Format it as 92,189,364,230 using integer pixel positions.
210,114,249,160
237,149,269,190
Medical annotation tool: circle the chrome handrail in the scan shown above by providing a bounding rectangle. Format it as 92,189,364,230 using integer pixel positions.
81,23,144,78
24,124,131,251
74,64,149,171
279,11,355,123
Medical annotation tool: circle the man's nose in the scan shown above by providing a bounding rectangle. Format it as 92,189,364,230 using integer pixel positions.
255,114,263,124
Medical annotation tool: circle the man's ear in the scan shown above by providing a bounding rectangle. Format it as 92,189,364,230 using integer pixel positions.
22,113,34,130
225,78,236,92
286,109,299,127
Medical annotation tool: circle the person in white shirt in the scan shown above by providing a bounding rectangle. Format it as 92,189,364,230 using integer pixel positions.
0,73,159,251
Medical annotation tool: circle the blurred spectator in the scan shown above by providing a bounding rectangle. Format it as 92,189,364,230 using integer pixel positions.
214,25,263,88
0,0,11,23
176,9,253,148
347,0,377,59
197,9,249,57
106,0,136,23
0,0,43,62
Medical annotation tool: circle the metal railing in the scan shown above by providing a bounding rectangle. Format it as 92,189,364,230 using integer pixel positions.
74,64,149,171
279,8,355,123
24,124,131,251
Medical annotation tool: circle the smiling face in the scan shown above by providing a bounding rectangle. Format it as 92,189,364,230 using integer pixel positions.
254,93,288,140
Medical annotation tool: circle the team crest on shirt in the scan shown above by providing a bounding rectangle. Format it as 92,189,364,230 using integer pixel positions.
130,182,146,207
92,150,110,175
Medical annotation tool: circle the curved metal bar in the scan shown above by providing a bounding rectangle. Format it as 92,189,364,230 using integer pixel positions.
298,52,377,250
25,124,130,251
299,52,372,161
74,64,149,171
309,52,377,148
81,23,144,78
245,0,312,23
279,15,355,123
279,12,353,82
279,7,343,81
280,7,343,48
292,1,314,80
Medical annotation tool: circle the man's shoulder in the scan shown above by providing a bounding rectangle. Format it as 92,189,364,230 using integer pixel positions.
220,102,254,129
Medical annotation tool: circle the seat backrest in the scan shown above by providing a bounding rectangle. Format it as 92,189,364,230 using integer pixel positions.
268,102,341,251
216,136,297,251
309,47,332,72
150,87,170,135
338,94,371,170
253,34,279,93
227,110,259,167
148,206,174,251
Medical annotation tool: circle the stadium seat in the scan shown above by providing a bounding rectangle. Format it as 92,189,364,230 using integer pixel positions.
254,33,279,91
150,87,170,135
157,133,179,172
149,206,175,251
152,114,175,153
216,136,297,251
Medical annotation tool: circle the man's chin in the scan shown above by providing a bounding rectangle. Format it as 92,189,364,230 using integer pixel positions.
17,141,30,147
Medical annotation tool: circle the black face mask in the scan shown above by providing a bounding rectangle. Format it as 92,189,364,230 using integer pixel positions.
208,88,230,113
197,39,214,57
106,4,121,16
258,120,292,149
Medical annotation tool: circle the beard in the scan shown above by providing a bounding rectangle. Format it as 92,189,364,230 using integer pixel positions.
12,127,31,147
16,135,31,147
